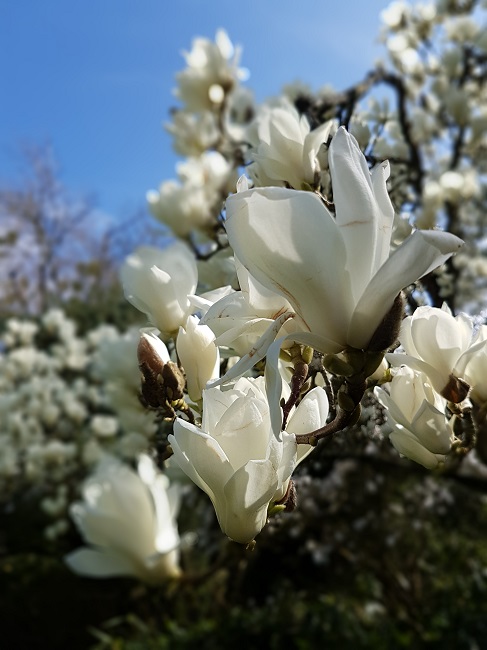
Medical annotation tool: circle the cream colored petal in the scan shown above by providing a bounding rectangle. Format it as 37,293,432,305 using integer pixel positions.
348,229,463,349
169,419,233,498
65,548,138,579
225,186,353,349
389,427,446,469
221,459,278,543
330,128,394,303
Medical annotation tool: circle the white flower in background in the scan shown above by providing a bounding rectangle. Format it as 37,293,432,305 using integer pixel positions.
225,127,463,356
66,455,182,584
94,329,159,438
2,319,38,348
176,315,220,403
247,100,335,189
375,366,455,469
178,151,237,195
388,304,473,398
443,87,471,126
90,415,118,438
165,110,220,157
169,376,328,544
42,308,77,341
147,180,212,238
380,1,411,29
120,243,198,338
175,30,247,112
223,85,255,142
148,152,235,237
439,169,480,203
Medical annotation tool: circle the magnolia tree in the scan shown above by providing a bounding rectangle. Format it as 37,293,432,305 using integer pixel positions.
114,0,487,559
3,3,487,646
4,0,485,593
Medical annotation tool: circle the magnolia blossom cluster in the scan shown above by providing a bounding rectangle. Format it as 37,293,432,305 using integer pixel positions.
114,15,487,553
6,2,485,589
120,121,470,544
377,304,487,469
0,310,159,539
147,29,252,241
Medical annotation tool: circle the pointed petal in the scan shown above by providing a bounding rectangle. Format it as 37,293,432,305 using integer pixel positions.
65,548,137,578
386,353,448,395
169,420,233,501
287,386,329,463
329,128,394,302
222,459,278,543
213,395,270,467
389,428,446,469
348,229,463,349
225,186,353,348
265,336,287,441
207,311,295,388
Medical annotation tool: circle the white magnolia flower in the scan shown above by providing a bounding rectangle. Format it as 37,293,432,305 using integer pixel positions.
201,258,296,356
247,100,335,189
148,152,236,237
380,1,411,29
169,377,328,544
388,304,473,397
375,366,454,469
225,127,463,356
176,315,220,403
120,243,198,338
175,30,247,112
165,110,220,157
65,455,182,584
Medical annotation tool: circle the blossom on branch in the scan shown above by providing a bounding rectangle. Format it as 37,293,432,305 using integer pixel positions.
388,304,473,401
176,315,220,403
375,366,455,469
65,455,182,584
224,127,463,356
246,100,335,190
120,242,198,339
168,376,328,544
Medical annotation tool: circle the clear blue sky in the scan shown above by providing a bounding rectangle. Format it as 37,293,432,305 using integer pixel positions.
0,0,393,222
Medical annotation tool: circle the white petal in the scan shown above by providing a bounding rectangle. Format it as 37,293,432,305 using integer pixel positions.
169,419,234,497
348,229,463,349
225,186,353,349
65,548,138,578
287,386,329,463
222,459,278,543
389,428,446,469
329,128,394,303
386,353,448,396
213,394,270,467
411,401,453,454
207,311,295,387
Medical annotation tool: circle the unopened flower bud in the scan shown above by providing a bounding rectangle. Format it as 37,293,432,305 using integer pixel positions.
161,362,186,402
137,331,169,376
137,331,185,407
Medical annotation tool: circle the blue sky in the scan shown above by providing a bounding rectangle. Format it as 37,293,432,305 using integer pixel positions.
0,0,393,222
